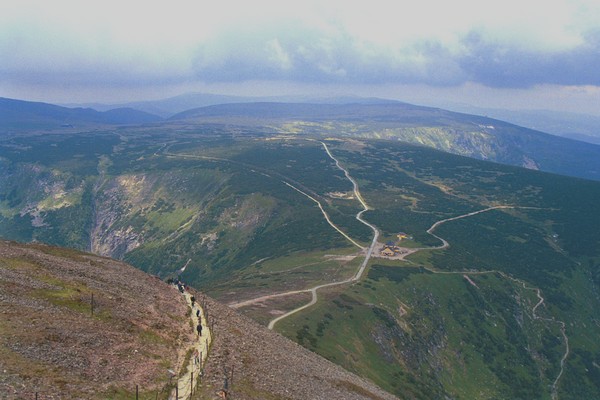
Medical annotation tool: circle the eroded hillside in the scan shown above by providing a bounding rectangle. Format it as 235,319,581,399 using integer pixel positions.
0,241,398,400
0,240,191,399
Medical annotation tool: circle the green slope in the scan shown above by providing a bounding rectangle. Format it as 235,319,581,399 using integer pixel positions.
170,102,600,182
276,139,600,399
1,126,600,399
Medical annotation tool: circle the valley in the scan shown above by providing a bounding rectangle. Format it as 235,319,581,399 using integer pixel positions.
2,110,600,399
5,0,600,397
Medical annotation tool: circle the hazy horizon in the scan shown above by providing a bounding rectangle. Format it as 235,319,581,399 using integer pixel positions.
2,1,600,116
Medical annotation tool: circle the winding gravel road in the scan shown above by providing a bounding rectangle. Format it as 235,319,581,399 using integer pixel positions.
268,141,378,329
162,140,569,397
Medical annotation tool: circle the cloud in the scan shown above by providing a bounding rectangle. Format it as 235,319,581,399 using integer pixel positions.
1,0,600,100
186,22,600,89
459,29,600,88
187,23,466,85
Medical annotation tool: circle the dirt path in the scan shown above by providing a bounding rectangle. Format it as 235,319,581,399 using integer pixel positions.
425,205,543,249
170,290,212,400
422,266,570,399
373,206,545,261
230,288,312,309
553,322,570,400
282,181,365,249
417,206,569,399
238,196,570,397
240,149,537,331
262,206,525,329
500,273,569,400
162,141,569,398
320,141,379,281
266,141,379,329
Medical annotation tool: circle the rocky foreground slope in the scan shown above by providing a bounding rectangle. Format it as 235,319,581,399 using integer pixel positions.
0,240,192,399
0,241,397,400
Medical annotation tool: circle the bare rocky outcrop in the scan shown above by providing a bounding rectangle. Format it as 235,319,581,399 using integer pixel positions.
90,175,145,258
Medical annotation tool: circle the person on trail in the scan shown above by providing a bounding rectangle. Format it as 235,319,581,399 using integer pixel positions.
217,373,229,399
191,295,196,306
196,309,200,318
196,323,202,336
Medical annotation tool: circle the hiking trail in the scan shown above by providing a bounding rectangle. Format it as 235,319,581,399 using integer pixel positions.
161,139,569,398
170,289,212,400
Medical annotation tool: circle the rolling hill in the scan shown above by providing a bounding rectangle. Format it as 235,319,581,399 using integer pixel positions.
4,96,600,182
0,97,162,131
66,92,397,117
3,99,600,399
170,101,600,182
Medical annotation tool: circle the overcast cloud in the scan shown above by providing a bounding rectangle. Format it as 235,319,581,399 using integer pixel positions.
1,0,600,114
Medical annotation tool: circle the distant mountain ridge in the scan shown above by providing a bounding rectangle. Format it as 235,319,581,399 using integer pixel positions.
0,97,162,131
66,92,398,118
169,101,600,182
169,101,425,120
4,95,600,182
67,91,600,145
428,103,600,145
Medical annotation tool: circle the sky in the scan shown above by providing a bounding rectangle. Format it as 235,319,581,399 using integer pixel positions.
1,0,600,115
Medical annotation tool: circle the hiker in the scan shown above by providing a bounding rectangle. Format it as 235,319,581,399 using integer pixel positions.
196,309,200,318
178,283,184,294
196,323,202,336
191,295,196,306
217,373,229,399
